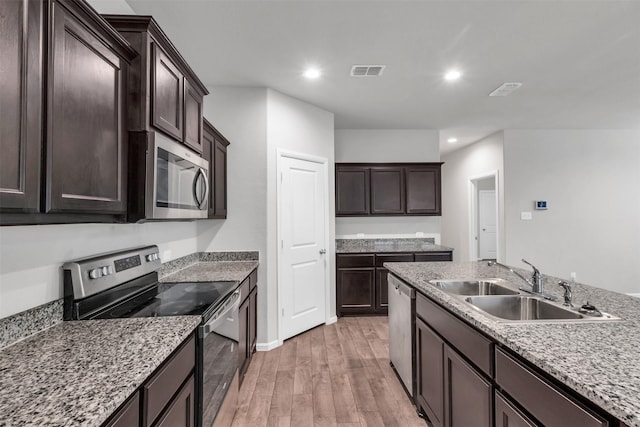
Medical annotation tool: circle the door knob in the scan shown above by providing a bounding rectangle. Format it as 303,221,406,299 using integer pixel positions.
319,249,327,254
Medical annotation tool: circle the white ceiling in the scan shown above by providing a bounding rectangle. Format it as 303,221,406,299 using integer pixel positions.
125,0,640,155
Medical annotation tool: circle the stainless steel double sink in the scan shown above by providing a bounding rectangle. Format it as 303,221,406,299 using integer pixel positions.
428,279,619,323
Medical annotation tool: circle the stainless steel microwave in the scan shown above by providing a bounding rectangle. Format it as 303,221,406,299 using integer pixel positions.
128,131,209,222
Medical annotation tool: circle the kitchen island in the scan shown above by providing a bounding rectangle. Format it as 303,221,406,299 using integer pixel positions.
385,261,640,427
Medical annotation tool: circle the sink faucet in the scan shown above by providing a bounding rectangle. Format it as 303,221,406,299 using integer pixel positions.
558,281,573,307
487,259,557,301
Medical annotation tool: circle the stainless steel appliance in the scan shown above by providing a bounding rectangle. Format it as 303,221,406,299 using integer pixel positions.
388,274,415,397
128,131,209,222
63,245,239,427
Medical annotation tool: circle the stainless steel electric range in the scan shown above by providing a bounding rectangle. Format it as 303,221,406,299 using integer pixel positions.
63,245,240,427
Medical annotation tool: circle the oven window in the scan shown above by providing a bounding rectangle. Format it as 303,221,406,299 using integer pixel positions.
156,147,205,210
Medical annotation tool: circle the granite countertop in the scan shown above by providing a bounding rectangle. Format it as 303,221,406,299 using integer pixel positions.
159,260,259,283
336,238,453,254
384,261,640,427
0,316,200,427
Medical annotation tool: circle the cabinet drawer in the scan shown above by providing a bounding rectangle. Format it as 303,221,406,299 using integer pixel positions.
337,254,375,268
495,348,609,427
414,252,452,262
495,391,536,427
249,268,258,292
416,293,493,376
144,335,195,426
375,253,413,267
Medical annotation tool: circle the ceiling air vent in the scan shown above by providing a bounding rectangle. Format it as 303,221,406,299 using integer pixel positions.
351,65,385,77
489,82,523,96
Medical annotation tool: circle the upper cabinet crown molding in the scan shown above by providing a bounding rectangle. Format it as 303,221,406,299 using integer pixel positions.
335,162,443,217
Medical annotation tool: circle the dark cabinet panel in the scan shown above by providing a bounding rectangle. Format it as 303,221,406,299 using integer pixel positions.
416,318,444,427
203,119,229,219
249,287,257,355
239,268,258,384
238,293,250,382
370,167,405,214
337,268,375,314
406,166,441,215
443,345,492,427
415,252,453,262
336,254,375,268
46,1,127,214
336,167,370,215
375,268,390,311
0,0,42,212
154,375,195,427
495,391,536,427
183,79,203,153
104,392,140,427
152,44,183,141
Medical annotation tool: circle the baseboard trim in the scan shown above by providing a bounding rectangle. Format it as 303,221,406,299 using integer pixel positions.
256,339,282,351
326,316,338,325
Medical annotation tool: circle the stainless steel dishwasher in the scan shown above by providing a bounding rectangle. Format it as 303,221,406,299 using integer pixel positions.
388,274,415,397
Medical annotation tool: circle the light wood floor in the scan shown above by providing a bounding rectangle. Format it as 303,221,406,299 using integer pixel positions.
231,316,426,427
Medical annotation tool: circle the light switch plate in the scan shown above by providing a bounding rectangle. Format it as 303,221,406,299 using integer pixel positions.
521,211,533,220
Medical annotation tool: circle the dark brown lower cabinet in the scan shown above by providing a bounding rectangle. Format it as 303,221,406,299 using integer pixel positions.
337,268,375,314
443,345,492,427
249,287,257,354
238,293,249,379
154,375,195,427
416,318,444,427
375,268,390,311
495,391,536,427
104,392,140,427
239,268,259,383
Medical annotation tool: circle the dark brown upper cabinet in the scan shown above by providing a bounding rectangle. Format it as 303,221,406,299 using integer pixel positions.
335,163,442,217
103,15,208,154
335,167,370,215
1,0,136,225
370,167,405,214
203,119,230,219
0,0,42,213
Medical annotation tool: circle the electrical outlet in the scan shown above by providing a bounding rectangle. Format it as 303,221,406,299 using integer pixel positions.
356,233,365,238
163,250,171,262
520,211,533,220
416,232,425,237
570,272,577,281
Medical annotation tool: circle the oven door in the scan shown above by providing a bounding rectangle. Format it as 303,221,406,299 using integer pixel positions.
199,289,241,427
148,133,209,220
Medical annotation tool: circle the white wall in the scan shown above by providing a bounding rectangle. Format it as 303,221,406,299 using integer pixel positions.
441,132,505,262
200,87,335,347
0,222,198,318
503,130,640,293
87,0,134,14
266,89,336,333
334,129,441,237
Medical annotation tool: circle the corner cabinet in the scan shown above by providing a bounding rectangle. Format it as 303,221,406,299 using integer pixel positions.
203,119,229,219
103,15,208,154
409,283,615,427
1,0,137,225
335,163,442,217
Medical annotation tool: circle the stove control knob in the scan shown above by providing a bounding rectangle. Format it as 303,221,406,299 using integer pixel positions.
89,268,103,279
146,253,159,262
102,266,114,276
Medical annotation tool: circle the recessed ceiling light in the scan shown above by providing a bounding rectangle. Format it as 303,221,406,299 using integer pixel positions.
303,68,321,79
447,137,458,143
444,70,462,81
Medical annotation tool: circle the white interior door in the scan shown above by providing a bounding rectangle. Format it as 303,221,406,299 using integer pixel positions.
478,190,497,259
279,155,327,340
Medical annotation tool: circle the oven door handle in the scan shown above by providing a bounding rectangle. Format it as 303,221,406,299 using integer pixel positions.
202,289,241,336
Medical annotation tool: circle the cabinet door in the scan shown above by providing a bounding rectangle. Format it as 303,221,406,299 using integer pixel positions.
443,345,492,427
47,1,126,214
336,268,375,315
152,43,184,141
213,138,228,218
0,0,42,212
375,268,390,312
249,287,257,354
154,375,195,427
336,166,369,215
370,167,405,214
406,165,441,215
104,392,140,427
495,391,537,427
183,79,203,153
238,295,250,381
415,318,444,427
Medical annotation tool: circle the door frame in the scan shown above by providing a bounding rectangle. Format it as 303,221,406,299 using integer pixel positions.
276,149,331,343
468,170,500,261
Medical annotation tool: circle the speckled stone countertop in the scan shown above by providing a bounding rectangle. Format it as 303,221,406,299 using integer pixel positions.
336,238,453,254
0,316,200,427
385,261,640,427
159,260,258,283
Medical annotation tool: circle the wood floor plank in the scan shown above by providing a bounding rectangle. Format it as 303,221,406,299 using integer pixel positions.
231,317,425,427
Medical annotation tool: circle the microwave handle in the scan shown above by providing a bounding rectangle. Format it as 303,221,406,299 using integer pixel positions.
193,167,209,210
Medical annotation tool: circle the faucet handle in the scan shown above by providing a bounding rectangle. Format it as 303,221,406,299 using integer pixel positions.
558,281,573,307
521,259,541,275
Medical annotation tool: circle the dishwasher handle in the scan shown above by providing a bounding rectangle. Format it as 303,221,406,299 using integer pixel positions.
389,274,415,298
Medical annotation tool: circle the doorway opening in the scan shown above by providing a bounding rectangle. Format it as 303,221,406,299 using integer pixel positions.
468,171,500,261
